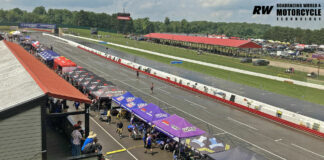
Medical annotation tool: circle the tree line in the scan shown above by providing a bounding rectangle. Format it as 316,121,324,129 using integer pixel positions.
0,6,323,44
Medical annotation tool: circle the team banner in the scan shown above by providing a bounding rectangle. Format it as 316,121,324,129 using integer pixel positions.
19,23,57,29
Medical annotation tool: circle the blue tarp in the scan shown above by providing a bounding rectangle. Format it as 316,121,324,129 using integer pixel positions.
38,50,60,61
120,97,147,112
112,92,135,105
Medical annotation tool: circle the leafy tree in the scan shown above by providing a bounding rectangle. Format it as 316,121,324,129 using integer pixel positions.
33,6,46,15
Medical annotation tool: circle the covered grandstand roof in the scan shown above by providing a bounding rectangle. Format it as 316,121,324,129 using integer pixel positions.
1,41,91,110
144,33,262,48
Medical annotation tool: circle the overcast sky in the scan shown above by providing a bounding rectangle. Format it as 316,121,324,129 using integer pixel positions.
1,0,323,29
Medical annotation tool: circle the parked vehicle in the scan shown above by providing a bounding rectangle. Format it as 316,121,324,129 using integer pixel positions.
307,72,317,78
253,59,270,66
240,58,252,63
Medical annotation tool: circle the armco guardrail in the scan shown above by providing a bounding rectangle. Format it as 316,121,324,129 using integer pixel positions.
43,33,324,138
62,33,324,91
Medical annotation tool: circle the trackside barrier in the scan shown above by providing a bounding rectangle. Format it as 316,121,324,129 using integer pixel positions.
43,33,324,138
62,33,324,91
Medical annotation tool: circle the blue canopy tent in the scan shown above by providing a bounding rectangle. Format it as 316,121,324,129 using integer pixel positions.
38,50,60,68
112,92,135,105
120,97,147,112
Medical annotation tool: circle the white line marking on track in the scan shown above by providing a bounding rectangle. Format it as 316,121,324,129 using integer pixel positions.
48,38,287,160
158,88,171,94
184,99,207,109
90,117,138,160
291,143,324,158
213,132,227,136
227,117,258,131
274,139,282,142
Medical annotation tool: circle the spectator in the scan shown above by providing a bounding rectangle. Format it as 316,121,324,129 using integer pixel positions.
71,126,84,156
106,109,111,124
82,132,97,153
116,121,123,138
62,99,68,112
82,138,102,154
74,121,84,137
143,133,147,151
128,124,134,138
55,100,62,113
150,83,154,94
145,134,153,155
74,101,80,110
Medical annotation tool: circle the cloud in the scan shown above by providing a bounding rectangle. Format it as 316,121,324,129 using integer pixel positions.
0,0,323,29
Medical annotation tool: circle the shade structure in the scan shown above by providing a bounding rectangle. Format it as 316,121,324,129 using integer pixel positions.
112,92,135,105
207,146,266,160
132,103,170,124
153,114,205,141
53,56,77,70
67,68,89,81
144,33,262,48
38,50,60,61
4,41,91,103
91,86,125,100
121,97,147,112
84,77,107,93
32,41,40,48
65,67,85,78
73,72,94,85
78,75,96,88
182,133,225,155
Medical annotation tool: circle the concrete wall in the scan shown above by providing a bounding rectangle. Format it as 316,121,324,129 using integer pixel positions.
43,33,324,137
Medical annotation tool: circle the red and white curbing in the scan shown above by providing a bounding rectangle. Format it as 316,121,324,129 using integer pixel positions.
43,33,324,138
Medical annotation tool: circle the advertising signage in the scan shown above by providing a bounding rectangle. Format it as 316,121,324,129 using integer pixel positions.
19,23,57,29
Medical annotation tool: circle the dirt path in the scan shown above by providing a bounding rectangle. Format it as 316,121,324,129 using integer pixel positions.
269,60,324,75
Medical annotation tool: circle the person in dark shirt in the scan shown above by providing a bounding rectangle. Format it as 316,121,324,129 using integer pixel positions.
145,134,153,155
116,121,123,138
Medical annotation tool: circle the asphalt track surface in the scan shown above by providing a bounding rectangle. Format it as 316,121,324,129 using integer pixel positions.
33,33,324,160
62,35,324,122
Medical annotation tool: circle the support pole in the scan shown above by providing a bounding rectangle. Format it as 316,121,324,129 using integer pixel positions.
85,103,90,138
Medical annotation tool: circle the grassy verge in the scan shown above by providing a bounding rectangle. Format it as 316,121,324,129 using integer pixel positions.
67,28,324,82
66,28,324,106
0,26,11,31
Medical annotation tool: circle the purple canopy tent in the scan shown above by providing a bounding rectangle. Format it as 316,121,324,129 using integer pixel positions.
132,103,170,124
112,92,135,105
153,114,205,141
121,97,147,112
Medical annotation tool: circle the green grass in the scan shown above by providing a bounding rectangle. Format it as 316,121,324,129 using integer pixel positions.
0,26,11,31
66,28,324,106
67,28,324,82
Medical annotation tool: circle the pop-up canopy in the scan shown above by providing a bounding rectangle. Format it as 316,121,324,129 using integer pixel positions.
38,50,60,61
121,97,147,112
112,92,135,105
91,86,125,100
182,133,225,155
53,56,77,71
132,103,170,124
153,114,205,141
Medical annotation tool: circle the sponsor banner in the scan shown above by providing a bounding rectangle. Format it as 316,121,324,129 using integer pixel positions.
19,23,57,29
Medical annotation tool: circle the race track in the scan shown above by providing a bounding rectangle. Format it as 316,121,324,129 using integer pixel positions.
33,33,324,160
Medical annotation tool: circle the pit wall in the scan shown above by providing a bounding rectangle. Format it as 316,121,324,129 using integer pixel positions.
43,33,324,138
